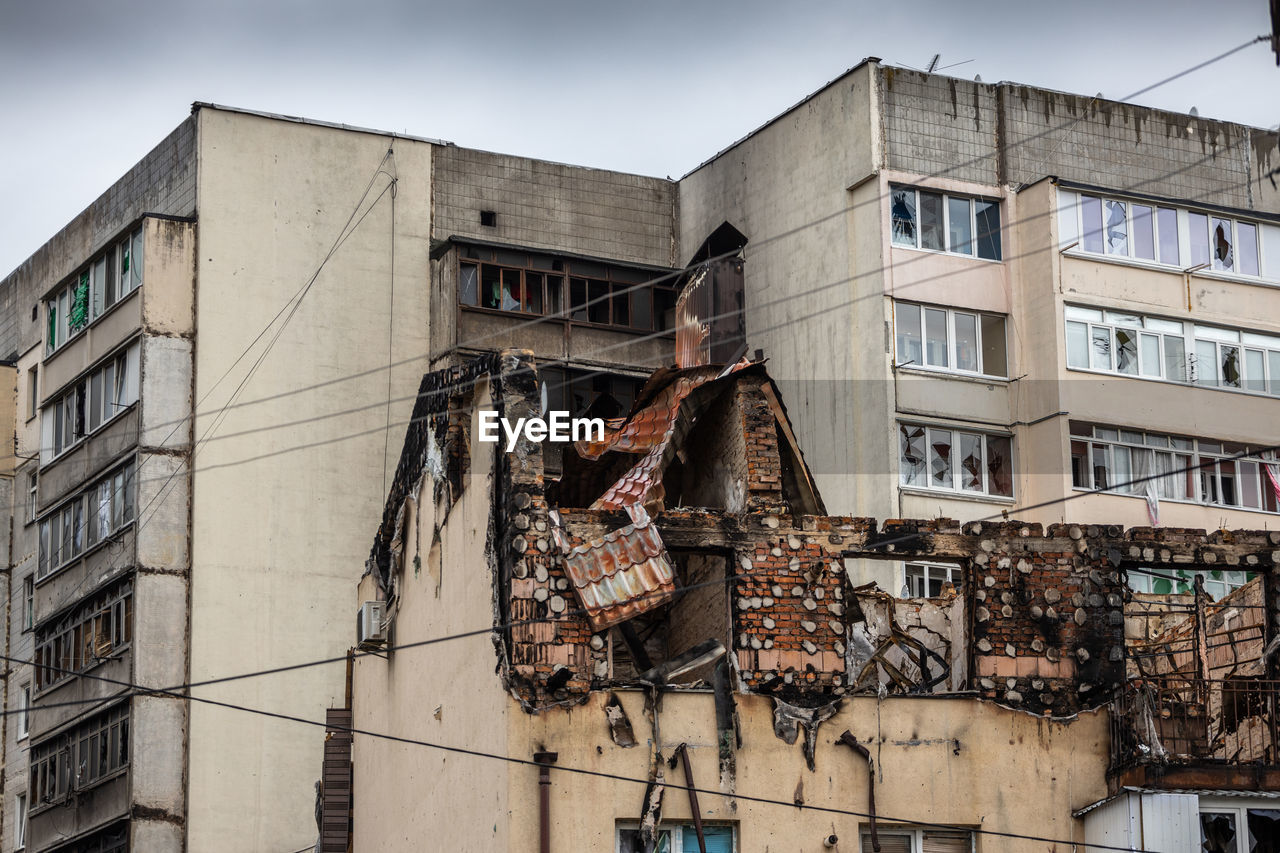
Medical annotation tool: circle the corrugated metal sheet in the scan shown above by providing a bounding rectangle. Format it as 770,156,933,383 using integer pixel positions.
553,506,676,632
1081,791,1199,853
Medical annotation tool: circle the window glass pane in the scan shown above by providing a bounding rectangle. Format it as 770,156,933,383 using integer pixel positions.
1104,200,1128,255
1131,204,1154,259
1145,316,1183,334
1114,328,1138,374
975,200,1001,260
980,315,1007,376
1157,207,1180,265
1237,222,1259,276
895,303,922,365
958,432,983,491
1247,808,1280,853
891,188,917,246
500,269,522,312
1081,196,1104,253
919,191,944,250
925,308,948,367
1113,445,1132,493
131,230,143,287
1065,306,1104,322
1189,212,1211,267
954,313,978,372
458,264,478,306
987,435,1013,496
1211,217,1233,271
1091,325,1112,370
1092,444,1110,490
1219,460,1238,505
1270,351,1280,396
610,284,628,326
929,429,953,489
587,280,610,324
1066,321,1089,368
630,284,650,329
1240,461,1261,509
1244,349,1265,393
1220,344,1240,388
1071,440,1090,488
1165,335,1187,382
524,272,544,314
947,196,972,254
1195,340,1219,385
480,265,502,310
1140,333,1161,377
899,424,926,487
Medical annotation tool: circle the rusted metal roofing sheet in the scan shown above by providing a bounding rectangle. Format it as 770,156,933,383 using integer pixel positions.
552,506,676,632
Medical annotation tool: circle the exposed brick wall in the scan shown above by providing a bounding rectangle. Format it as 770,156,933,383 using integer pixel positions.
736,379,786,512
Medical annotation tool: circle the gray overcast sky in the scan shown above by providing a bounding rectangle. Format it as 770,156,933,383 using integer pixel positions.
1,0,1277,275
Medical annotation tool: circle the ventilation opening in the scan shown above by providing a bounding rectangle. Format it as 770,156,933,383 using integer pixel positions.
479,210,497,227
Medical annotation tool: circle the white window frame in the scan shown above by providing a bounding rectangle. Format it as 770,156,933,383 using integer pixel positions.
40,341,140,465
1070,424,1280,515
616,823,736,853
37,459,137,582
23,575,34,631
15,792,26,849
43,227,142,355
898,422,1014,500
1060,189,1276,282
1127,567,1253,599
904,562,963,598
1064,305,1280,397
1197,797,1280,853
26,471,37,523
893,301,1008,378
18,684,31,740
890,185,1002,261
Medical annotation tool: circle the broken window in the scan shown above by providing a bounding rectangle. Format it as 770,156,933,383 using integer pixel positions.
1212,217,1234,271
890,185,1001,259
1104,199,1128,255
891,187,917,246
37,459,136,581
29,704,129,813
899,422,1012,498
459,246,674,330
1201,813,1238,853
33,578,132,690
43,227,142,355
1114,327,1139,374
40,341,139,464
618,824,735,853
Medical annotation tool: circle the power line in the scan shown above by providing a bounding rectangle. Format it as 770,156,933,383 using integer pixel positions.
5,654,1157,853
8,439,1275,721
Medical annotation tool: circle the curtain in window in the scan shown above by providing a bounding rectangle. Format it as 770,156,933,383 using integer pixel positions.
1131,448,1160,526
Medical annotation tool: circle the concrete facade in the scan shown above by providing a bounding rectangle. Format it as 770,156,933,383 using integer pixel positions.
679,61,1280,593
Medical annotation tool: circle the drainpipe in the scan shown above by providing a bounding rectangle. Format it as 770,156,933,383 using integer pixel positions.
837,731,879,852
534,751,558,853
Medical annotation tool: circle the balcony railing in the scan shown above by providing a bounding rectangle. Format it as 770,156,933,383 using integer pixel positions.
1109,677,1279,770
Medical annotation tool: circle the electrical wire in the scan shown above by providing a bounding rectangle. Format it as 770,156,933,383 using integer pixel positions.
7,439,1275,722
7,654,1158,853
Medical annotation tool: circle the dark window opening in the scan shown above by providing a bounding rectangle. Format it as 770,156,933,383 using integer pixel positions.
479,210,497,227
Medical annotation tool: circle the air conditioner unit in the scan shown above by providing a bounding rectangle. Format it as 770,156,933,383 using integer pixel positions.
357,600,387,648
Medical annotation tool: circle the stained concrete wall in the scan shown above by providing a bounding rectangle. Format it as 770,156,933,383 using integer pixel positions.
351,380,511,852
499,691,1107,853
186,107,433,852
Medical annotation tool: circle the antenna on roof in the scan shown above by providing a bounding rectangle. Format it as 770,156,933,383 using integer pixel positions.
926,53,941,73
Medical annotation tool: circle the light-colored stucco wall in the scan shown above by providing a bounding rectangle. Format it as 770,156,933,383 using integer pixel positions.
187,108,432,852
496,691,1105,853
351,380,512,852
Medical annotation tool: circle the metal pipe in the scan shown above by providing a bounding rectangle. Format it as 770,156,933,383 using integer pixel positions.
534,751,558,853
671,743,706,853
838,731,878,852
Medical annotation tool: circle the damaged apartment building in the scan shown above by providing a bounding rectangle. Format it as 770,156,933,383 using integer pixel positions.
341,311,1280,850
0,104,684,853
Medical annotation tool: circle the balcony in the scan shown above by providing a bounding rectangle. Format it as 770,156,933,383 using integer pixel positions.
1109,676,1280,790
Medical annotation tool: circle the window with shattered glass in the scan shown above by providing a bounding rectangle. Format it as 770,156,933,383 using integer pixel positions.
900,422,1012,498
890,185,1000,260
617,825,734,853
1104,200,1128,255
